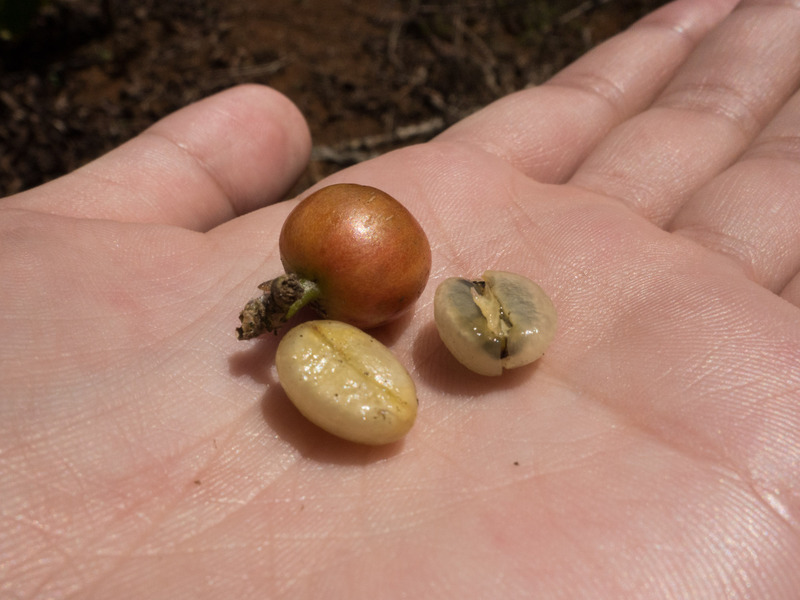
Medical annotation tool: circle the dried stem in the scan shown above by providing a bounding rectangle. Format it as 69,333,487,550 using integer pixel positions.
236,273,320,340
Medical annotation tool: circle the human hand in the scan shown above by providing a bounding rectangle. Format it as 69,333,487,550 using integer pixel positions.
2,0,799,597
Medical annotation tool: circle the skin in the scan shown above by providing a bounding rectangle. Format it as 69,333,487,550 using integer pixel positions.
1,0,799,597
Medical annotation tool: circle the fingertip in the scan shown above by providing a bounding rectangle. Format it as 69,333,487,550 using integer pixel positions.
5,84,312,230
145,83,312,217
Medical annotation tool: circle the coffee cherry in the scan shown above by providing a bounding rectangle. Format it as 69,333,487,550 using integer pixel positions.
238,184,431,339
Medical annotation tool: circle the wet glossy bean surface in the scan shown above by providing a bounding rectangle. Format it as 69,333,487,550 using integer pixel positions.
275,320,418,445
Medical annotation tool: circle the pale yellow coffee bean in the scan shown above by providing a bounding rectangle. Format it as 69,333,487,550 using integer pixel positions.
275,320,418,445
433,270,557,376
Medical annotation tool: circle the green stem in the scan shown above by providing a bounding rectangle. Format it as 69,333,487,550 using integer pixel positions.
285,278,320,319
236,273,321,340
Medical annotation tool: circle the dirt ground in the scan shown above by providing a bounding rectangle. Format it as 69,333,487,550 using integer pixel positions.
0,0,668,198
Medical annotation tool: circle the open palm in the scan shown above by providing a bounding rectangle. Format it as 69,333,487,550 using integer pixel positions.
2,0,799,597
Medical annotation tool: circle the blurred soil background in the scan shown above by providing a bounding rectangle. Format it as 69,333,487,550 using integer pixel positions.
0,0,669,198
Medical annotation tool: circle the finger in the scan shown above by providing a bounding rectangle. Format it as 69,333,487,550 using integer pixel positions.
782,273,800,307
435,0,737,183
570,0,800,225
670,87,800,292
2,85,311,231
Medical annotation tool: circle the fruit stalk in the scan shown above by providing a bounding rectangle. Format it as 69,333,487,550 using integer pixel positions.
236,274,320,339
